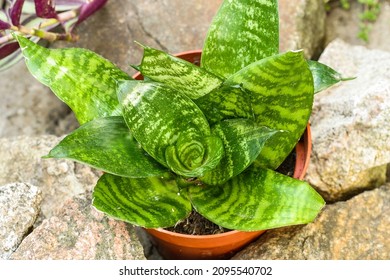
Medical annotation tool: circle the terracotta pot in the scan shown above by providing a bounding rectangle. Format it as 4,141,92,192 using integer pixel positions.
133,50,312,260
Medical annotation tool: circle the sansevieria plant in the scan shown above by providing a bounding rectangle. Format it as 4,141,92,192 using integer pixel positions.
14,0,348,232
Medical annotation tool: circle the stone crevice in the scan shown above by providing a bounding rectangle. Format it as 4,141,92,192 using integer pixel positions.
127,1,168,52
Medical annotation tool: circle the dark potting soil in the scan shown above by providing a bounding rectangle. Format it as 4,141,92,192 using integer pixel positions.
166,150,297,236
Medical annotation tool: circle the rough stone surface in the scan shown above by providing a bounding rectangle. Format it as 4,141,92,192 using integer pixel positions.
305,39,390,202
279,0,326,58
0,136,101,219
0,62,78,138
10,197,146,260
0,183,42,260
233,184,390,260
326,1,390,53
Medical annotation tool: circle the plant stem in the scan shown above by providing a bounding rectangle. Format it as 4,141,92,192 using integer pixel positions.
0,9,80,45
10,25,78,42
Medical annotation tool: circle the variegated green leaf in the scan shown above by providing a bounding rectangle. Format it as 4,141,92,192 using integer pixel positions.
308,60,355,94
93,173,192,228
15,34,131,124
201,0,279,78
165,133,224,177
138,46,223,99
194,85,254,125
45,116,167,178
191,166,325,231
200,119,279,185
118,81,224,177
225,51,314,169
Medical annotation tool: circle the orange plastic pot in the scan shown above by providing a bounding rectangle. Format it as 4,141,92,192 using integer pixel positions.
133,50,312,260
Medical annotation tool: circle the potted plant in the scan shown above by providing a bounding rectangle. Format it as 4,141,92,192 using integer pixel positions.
14,0,348,259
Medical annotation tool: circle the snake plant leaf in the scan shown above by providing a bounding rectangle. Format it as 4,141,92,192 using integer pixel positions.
225,50,314,169
194,85,254,125
308,60,355,94
201,0,279,78
165,134,224,177
15,34,131,125
200,119,280,185
118,80,224,177
138,46,223,99
45,116,167,178
93,173,192,228
190,166,325,231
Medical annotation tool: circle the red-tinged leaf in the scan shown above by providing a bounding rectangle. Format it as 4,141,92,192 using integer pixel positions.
0,19,11,30
0,42,20,59
76,0,107,25
9,0,26,26
34,0,57,19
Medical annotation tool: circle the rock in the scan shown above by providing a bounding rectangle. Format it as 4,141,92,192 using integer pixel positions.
279,0,326,58
0,62,78,138
10,197,146,260
326,1,390,53
233,184,390,260
0,136,101,219
0,183,42,259
305,39,390,202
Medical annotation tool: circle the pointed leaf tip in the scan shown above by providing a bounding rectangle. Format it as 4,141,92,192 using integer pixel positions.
308,60,354,94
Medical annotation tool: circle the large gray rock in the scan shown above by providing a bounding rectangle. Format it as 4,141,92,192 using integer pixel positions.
279,0,326,58
0,136,101,219
306,39,390,202
233,184,390,260
326,1,390,53
0,183,42,259
10,197,146,260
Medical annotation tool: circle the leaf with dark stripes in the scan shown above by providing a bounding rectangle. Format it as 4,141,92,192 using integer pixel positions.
225,50,314,169
46,116,167,178
201,0,279,78
308,60,355,94
194,85,254,125
93,173,192,228
15,34,131,125
191,166,325,231
200,119,280,185
118,80,224,177
165,133,224,177
138,46,223,99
